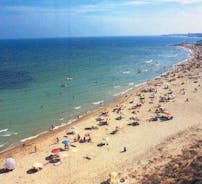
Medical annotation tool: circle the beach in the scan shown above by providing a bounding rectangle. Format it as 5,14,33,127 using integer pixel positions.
0,43,202,184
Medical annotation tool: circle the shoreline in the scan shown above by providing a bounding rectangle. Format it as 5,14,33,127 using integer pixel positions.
1,42,202,183
0,44,192,155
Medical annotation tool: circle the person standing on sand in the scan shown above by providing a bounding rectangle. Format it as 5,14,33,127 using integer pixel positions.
56,137,59,144
77,134,80,141
34,145,37,153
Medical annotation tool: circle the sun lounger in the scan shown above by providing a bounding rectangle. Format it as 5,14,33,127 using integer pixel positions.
53,161,61,166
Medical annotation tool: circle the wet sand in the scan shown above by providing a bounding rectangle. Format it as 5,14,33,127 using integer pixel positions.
0,43,202,184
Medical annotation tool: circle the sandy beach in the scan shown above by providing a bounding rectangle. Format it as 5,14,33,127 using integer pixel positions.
0,43,202,184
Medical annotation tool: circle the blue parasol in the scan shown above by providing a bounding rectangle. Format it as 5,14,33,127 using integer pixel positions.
62,140,70,145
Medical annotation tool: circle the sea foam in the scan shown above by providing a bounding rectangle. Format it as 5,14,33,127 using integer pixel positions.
92,100,104,105
122,71,130,74
0,131,18,137
74,106,81,110
0,129,8,133
0,143,5,148
0,133,11,137
144,59,153,64
113,88,133,97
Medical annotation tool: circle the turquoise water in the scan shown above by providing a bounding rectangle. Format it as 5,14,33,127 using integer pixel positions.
0,36,199,149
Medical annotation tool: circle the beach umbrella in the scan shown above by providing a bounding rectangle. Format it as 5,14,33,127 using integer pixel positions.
51,148,60,154
33,162,43,170
71,126,77,131
71,126,78,134
62,140,70,145
59,152,68,157
4,158,16,170
109,171,118,178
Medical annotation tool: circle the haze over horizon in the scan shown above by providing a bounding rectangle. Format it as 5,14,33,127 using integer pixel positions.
0,0,202,39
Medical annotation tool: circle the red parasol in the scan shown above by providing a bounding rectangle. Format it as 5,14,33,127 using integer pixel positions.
51,148,60,154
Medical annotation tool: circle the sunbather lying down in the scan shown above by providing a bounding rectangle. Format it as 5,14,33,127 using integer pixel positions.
148,115,173,122
45,154,60,161
110,126,120,135
84,155,91,160
128,122,139,126
97,142,106,147
159,115,173,121
84,125,98,130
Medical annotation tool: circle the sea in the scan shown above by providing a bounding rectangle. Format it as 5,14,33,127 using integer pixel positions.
0,36,200,150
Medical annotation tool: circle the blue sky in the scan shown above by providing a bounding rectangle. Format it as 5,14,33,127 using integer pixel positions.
0,0,202,38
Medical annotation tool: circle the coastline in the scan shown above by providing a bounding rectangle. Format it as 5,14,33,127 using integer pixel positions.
1,42,202,184
0,44,192,154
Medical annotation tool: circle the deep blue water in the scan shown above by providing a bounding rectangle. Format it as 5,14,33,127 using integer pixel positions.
0,36,199,149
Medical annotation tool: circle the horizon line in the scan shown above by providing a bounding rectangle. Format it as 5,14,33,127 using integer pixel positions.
0,32,199,40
